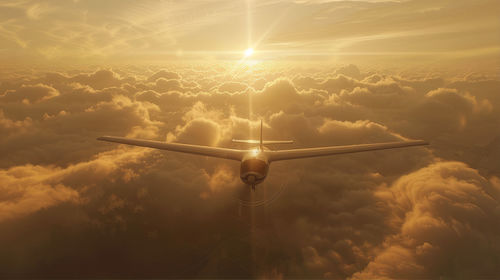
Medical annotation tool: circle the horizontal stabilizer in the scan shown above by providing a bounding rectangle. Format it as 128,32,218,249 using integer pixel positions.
232,139,294,144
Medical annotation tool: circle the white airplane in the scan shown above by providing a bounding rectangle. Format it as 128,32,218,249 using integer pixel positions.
98,120,428,190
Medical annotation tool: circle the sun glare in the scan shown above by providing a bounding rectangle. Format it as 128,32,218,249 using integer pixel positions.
244,48,254,57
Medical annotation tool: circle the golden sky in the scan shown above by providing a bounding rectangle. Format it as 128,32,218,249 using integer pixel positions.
1,0,499,65
1,1,500,279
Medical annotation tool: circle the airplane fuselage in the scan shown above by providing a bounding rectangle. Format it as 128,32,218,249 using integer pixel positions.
240,148,269,188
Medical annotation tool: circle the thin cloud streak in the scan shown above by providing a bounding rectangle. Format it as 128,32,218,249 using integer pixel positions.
0,0,498,64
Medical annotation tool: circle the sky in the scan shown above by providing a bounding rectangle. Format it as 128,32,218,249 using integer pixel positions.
1,0,500,279
1,0,499,67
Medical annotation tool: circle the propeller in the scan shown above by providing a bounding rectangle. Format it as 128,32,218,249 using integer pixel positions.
232,174,288,208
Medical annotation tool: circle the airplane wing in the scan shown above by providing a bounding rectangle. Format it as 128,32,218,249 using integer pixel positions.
97,136,246,161
266,140,428,162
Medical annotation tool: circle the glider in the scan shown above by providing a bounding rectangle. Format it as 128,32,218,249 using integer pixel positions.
98,121,428,190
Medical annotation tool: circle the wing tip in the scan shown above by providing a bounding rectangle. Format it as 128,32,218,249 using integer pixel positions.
416,140,430,146
404,139,429,146
97,136,114,141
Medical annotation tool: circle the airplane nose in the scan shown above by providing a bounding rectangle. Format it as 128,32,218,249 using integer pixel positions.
247,174,256,183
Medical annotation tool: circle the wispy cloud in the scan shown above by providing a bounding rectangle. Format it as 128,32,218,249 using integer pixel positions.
0,0,498,63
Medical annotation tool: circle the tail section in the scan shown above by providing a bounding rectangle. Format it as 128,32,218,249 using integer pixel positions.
233,120,294,146
232,139,294,144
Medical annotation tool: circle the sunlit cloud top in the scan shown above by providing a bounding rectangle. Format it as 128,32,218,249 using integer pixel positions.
0,0,499,65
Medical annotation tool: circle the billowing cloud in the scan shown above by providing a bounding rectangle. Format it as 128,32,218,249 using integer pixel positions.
170,118,221,146
353,161,500,279
1,83,59,104
217,81,249,94
0,164,79,222
69,69,133,90
0,109,32,134
147,70,181,82
0,147,153,223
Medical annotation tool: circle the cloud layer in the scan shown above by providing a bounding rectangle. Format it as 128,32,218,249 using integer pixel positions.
0,63,499,278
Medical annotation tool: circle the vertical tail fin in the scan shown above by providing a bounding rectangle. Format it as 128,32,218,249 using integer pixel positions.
260,119,263,150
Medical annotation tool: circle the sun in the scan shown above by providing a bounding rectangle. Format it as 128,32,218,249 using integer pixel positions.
244,48,254,57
